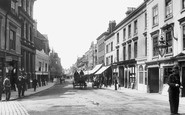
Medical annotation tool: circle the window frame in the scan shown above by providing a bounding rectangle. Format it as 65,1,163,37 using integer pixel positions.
152,5,158,27
9,29,16,50
128,24,131,38
165,0,173,19
152,35,159,57
134,20,138,35
134,41,138,58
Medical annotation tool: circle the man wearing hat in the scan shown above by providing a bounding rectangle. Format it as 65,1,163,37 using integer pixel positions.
168,64,183,115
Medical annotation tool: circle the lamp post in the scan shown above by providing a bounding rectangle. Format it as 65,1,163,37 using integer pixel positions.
158,35,168,57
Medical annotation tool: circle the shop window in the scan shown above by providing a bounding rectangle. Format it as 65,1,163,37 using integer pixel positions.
139,65,144,84
163,67,172,84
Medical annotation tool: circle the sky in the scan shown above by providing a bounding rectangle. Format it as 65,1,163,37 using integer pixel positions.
33,0,144,69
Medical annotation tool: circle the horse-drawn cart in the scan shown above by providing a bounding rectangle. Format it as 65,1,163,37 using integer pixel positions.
73,70,87,88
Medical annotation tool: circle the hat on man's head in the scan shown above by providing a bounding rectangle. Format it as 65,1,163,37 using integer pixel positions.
172,64,179,71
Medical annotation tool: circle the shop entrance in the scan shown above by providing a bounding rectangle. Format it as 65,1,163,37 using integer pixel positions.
148,67,159,93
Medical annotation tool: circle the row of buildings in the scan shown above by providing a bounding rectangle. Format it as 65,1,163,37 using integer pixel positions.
0,0,61,89
76,0,185,97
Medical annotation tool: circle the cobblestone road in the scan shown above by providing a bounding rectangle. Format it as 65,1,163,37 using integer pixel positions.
0,101,29,115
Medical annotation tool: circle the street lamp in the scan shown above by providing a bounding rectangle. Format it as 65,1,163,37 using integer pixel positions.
157,35,168,57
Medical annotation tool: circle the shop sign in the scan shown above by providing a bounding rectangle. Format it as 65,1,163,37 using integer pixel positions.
6,56,12,61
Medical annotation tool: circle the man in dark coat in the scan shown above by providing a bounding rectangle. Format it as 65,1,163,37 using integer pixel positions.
32,78,37,91
168,64,183,115
21,76,26,96
3,75,11,101
16,76,22,98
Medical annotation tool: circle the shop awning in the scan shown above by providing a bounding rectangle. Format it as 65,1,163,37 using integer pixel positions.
89,64,103,74
95,66,110,75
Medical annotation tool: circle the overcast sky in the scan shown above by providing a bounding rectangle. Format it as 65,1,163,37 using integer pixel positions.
33,0,144,69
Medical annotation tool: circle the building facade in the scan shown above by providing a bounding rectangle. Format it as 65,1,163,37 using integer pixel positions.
0,0,22,90
18,0,36,88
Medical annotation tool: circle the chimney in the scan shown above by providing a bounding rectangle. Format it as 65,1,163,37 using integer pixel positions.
108,20,116,33
125,7,136,16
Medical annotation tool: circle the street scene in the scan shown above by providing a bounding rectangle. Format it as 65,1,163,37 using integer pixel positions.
1,0,185,115
1,79,185,115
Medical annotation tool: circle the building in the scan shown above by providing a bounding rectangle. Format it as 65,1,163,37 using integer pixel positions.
0,0,22,90
34,30,50,87
96,32,109,65
18,0,36,88
146,0,185,96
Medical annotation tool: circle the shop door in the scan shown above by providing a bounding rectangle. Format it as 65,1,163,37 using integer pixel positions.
182,67,185,97
148,67,159,93
119,66,124,86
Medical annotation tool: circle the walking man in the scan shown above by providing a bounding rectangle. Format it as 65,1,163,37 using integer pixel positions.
3,75,11,101
32,77,37,91
168,64,183,115
16,76,22,98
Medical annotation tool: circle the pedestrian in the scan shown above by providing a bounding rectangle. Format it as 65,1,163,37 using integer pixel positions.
167,64,183,115
3,75,11,101
21,76,26,96
32,78,37,91
16,75,22,98
0,77,3,101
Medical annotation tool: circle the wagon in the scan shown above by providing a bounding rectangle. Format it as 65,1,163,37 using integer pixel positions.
73,71,87,88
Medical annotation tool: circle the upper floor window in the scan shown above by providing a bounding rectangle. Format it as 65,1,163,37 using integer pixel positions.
9,29,16,50
134,42,138,58
117,33,119,44
111,55,113,64
11,0,16,10
123,46,126,61
145,13,147,29
111,42,113,51
183,0,185,10
117,49,119,62
182,25,185,50
165,0,172,19
123,28,126,41
153,36,158,56
128,44,131,60
165,28,173,54
152,5,158,26
145,36,147,56
134,20,138,35
39,62,41,71
128,24,131,38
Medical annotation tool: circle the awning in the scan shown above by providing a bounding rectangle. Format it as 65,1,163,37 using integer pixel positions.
95,66,110,75
89,64,103,74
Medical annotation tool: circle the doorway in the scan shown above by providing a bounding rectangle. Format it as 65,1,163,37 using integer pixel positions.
148,67,159,93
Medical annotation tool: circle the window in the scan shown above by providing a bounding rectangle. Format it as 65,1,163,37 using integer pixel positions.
165,28,173,53
123,28,126,41
39,62,41,71
163,67,172,84
45,63,47,72
183,0,185,9
9,29,16,50
153,36,158,56
111,55,113,64
106,45,108,53
134,20,138,34
11,0,16,10
0,17,2,42
128,24,131,38
111,42,113,51
123,46,126,60
153,5,158,26
117,49,119,62
128,44,131,60
139,65,143,84
117,33,119,44
165,0,172,19
183,25,185,50
145,36,147,56
144,66,147,85
145,13,147,29
134,42,137,58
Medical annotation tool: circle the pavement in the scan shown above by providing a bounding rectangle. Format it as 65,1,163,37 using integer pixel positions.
0,79,57,115
101,83,185,105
